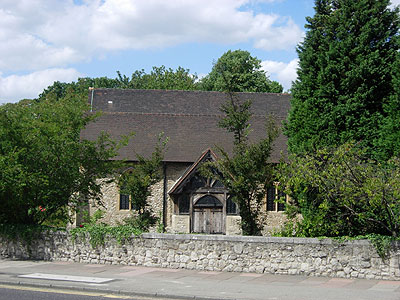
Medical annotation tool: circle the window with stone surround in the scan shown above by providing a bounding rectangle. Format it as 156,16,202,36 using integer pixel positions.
266,184,286,212
119,192,138,211
118,168,139,211
120,193,130,210
226,196,238,215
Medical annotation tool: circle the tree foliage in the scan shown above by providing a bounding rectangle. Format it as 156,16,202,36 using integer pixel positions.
0,92,124,225
376,60,400,160
286,0,400,159
39,77,121,101
204,90,279,236
201,51,281,235
200,50,283,93
116,66,198,90
119,134,167,231
38,51,284,105
39,66,199,102
278,143,400,238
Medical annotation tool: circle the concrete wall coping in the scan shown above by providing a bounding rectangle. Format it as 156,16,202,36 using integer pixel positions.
141,233,372,246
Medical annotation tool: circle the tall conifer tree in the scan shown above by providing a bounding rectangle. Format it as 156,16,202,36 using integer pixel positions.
286,0,400,158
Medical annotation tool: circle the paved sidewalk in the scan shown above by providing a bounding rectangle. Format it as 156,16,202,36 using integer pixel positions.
0,259,399,300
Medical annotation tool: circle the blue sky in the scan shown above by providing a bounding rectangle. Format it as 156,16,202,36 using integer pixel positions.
0,0,398,103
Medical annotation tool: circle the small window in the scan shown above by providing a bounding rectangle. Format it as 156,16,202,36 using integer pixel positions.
266,186,276,211
120,193,130,210
277,190,286,211
226,196,238,215
266,185,286,212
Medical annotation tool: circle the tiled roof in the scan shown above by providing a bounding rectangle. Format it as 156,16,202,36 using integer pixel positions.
82,88,291,162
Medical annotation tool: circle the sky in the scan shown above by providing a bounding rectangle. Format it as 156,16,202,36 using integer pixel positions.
1,0,400,104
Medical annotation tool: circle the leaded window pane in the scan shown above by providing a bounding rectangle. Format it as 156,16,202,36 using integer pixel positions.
267,186,276,211
277,190,286,211
120,194,130,210
226,196,238,215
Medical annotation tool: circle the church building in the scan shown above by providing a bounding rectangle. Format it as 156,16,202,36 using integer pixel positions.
80,88,291,235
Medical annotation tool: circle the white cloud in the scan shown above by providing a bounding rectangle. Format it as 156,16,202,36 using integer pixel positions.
261,59,298,91
0,68,83,104
0,0,303,72
390,0,400,7
89,0,303,51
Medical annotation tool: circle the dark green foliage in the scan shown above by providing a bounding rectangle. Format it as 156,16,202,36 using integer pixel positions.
278,143,400,238
122,211,156,232
286,0,400,159
118,134,168,231
38,54,284,105
0,92,124,225
0,223,61,245
39,77,121,101
39,66,199,103
202,52,281,235
204,91,279,236
219,96,252,148
376,60,400,160
117,66,198,90
200,50,283,93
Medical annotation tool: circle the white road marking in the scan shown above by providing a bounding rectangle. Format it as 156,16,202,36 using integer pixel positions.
18,273,114,283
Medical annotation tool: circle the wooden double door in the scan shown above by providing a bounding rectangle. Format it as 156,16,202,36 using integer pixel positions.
193,207,223,234
192,194,224,234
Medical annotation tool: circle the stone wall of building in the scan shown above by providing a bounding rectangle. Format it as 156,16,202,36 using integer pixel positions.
84,163,284,235
262,212,287,235
1,232,400,280
91,180,131,226
85,163,190,230
171,215,190,233
164,162,192,231
226,216,242,235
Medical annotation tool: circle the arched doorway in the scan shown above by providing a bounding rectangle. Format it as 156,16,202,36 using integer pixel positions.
192,195,223,234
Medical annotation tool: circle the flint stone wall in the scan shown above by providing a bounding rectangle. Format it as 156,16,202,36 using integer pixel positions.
1,232,400,280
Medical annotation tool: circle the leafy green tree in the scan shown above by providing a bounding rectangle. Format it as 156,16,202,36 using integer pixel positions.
117,66,198,90
376,60,400,160
0,92,124,225
278,143,400,238
119,134,168,231
285,0,400,158
200,50,283,93
39,77,120,101
204,90,279,236
39,66,198,103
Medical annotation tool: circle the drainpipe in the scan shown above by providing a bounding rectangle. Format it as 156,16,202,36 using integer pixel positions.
162,162,167,232
89,87,94,112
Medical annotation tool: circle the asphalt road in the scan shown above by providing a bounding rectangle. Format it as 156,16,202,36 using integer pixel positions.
0,286,162,300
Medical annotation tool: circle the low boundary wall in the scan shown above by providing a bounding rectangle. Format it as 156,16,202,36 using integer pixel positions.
1,232,400,280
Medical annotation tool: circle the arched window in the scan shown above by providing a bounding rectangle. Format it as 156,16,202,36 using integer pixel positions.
226,196,238,215
194,195,223,208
